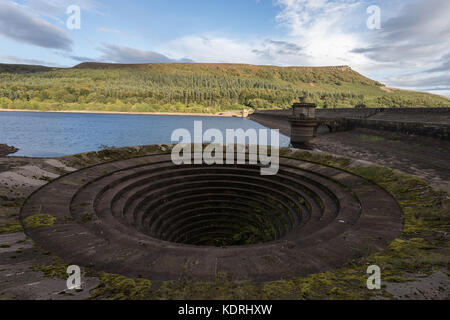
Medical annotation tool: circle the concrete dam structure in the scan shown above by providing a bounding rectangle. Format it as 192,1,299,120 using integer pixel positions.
20,150,402,282
250,107,450,140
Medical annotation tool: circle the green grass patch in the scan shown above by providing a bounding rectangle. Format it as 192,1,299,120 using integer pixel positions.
88,272,152,300
0,222,23,234
23,214,56,229
31,257,69,279
359,134,386,143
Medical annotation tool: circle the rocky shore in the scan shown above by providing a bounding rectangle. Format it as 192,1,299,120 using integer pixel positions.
0,144,18,157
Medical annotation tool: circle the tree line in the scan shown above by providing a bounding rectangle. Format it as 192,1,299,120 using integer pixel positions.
0,66,447,113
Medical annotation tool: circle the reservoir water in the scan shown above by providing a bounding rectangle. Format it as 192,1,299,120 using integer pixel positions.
0,112,290,157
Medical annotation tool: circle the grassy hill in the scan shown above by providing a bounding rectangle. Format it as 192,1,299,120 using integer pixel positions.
0,62,448,113
0,63,55,74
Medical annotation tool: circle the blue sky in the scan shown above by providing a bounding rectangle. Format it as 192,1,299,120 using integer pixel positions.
0,0,449,97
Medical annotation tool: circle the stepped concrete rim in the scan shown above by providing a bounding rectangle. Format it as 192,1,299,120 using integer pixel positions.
20,148,403,281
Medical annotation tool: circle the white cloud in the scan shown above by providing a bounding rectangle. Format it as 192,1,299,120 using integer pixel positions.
164,0,371,69
273,0,372,68
70,43,193,64
274,0,359,37
164,35,261,64
0,0,72,50
352,0,450,67
0,54,60,66
385,73,450,98
351,0,450,95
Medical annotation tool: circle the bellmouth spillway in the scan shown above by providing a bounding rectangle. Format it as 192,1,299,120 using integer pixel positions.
20,149,403,282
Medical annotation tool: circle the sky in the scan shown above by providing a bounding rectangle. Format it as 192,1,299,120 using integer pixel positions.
0,0,449,97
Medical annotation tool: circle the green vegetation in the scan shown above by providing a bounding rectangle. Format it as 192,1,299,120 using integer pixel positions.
0,63,448,113
89,272,153,300
64,145,168,167
23,214,56,229
0,195,25,208
0,222,23,234
359,134,386,143
230,213,277,246
31,257,69,279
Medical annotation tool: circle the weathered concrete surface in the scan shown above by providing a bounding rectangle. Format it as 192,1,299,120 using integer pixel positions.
0,232,99,300
251,108,450,140
310,129,450,193
255,107,450,123
249,113,450,192
0,156,100,300
382,271,449,300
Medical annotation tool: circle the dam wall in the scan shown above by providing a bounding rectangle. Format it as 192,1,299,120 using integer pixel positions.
250,108,450,140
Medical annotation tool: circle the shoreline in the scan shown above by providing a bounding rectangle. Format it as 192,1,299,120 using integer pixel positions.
0,108,250,118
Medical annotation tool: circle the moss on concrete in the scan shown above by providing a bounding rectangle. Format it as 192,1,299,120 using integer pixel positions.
88,272,152,300
282,149,354,168
0,222,23,234
359,134,386,143
23,214,56,229
31,257,69,279
62,145,170,168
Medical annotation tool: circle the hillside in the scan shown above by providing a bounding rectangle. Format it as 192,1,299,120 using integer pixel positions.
0,62,448,113
0,63,54,74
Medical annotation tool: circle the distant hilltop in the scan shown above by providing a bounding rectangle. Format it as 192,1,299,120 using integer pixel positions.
0,62,448,113
73,62,357,78
73,62,353,71
70,62,383,87
0,62,368,81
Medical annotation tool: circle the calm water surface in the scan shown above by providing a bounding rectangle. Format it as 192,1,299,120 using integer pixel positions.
0,112,290,157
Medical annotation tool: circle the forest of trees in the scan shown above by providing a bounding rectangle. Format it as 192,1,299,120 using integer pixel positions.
0,63,448,113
